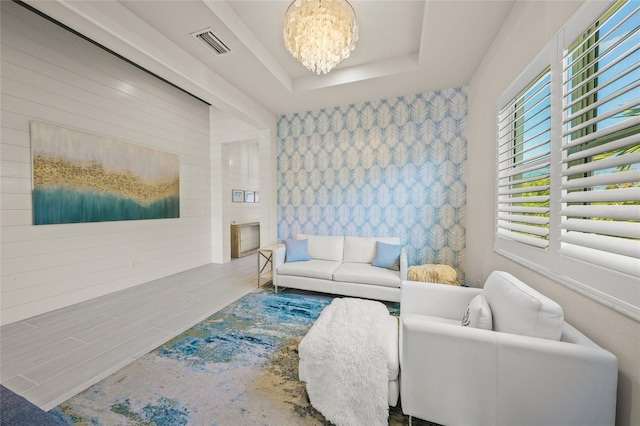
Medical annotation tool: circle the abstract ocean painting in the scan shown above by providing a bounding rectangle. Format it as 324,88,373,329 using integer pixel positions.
31,122,179,225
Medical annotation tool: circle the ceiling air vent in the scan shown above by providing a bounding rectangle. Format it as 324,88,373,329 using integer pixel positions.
192,29,230,55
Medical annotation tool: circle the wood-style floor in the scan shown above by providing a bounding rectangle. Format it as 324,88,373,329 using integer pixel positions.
0,255,260,411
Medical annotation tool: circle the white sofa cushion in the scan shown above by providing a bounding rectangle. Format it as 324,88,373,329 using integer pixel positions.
277,259,341,281
297,234,344,262
483,271,564,340
461,294,492,330
343,236,401,264
333,263,401,288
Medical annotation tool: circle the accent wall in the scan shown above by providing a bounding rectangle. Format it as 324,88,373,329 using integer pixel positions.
277,88,467,281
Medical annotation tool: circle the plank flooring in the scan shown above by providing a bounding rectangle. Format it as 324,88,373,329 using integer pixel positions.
0,255,260,411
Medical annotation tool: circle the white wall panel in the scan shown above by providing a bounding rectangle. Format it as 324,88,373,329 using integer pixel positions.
1,127,30,148
1,144,30,163
211,113,263,144
1,160,31,179
0,1,212,325
1,177,31,194
1,12,208,128
228,142,261,227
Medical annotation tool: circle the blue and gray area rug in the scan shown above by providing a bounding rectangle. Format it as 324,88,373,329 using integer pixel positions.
50,286,433,425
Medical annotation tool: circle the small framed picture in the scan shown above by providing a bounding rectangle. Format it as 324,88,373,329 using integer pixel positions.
232,189,244,203
245,191,255,203
254,192,260,203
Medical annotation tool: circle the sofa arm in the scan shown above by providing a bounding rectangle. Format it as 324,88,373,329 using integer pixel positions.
273,245,286,268
401,280,481,320
272,246,286,290
399,249,408,280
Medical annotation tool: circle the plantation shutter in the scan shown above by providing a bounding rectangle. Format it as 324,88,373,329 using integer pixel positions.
560,0,640,277
497,68,552,249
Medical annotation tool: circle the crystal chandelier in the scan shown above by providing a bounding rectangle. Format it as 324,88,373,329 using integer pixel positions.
283,0,359,75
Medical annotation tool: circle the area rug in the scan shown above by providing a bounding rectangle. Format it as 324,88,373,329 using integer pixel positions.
50,286,435,425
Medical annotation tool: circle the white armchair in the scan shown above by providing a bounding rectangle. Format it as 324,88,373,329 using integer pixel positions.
399,271,618,426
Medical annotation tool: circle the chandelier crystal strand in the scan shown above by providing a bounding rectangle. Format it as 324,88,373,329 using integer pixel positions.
283,0,358,75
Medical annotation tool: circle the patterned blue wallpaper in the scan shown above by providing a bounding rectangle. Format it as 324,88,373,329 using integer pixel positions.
277,88,467,281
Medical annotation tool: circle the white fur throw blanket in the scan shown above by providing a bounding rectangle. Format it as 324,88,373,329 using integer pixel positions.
298,298,390,426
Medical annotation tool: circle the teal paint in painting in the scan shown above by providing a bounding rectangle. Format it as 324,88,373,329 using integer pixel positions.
33,187,179,224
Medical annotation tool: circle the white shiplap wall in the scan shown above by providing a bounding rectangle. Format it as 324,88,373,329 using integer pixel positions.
1,2,212,325
228,142,261,225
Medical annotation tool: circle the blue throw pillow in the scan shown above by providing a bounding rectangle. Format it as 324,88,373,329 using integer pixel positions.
285,238,310,263
372,241,403,271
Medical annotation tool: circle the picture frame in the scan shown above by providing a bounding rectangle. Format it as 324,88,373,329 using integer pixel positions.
232,189,244,203
245,191,255,203
254,192,260,203
31,122,180,225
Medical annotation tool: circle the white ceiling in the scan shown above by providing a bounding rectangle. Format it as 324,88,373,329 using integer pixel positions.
11,0,505,118
115,0,515,115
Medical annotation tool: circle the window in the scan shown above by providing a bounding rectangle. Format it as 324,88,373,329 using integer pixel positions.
497,68,552,250
495,0,640,320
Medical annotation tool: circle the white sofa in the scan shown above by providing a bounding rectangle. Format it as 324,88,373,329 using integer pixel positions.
273,234,408,302
400,271,618,426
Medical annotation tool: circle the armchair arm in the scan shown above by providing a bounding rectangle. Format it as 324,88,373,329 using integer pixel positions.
493,330,617,426
401,280,481,320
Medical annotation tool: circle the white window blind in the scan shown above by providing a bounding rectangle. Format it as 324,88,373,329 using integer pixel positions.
495,0,640,319
497,68,552,249
561,0,640,277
